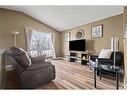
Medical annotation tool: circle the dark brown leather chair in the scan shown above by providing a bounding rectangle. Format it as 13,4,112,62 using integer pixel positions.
2,47,55,89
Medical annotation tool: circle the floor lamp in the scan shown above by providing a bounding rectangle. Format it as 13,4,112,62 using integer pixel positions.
111,37,119,69
11,31,19,47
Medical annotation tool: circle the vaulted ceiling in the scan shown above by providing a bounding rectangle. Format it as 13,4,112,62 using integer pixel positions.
0,6,124,31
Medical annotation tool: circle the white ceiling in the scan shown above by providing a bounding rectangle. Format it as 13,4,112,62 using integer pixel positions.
0,6,124,31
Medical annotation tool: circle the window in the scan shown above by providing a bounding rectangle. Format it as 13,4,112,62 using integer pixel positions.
29,31,54,58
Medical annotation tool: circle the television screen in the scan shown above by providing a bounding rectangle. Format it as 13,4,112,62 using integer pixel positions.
69,39,85,51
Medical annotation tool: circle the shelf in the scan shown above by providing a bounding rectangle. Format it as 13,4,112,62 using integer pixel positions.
64,52,91,64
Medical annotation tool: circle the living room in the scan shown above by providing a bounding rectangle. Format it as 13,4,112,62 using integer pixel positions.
0,5,127,90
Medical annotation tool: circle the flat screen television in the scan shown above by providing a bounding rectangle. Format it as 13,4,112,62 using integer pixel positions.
69,39,85,51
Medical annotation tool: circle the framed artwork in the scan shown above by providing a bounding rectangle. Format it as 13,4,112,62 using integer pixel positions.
64,32,70,42
91,24,103,38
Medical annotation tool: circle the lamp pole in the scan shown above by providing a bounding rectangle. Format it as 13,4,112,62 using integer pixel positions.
111,37,119,69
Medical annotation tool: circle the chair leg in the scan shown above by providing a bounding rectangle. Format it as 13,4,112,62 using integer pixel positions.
99,68,101,80
94,67,96,88
116,71,119,90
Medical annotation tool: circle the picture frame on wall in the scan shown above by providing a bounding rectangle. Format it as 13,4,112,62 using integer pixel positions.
91,24,103,38
64,32,70,42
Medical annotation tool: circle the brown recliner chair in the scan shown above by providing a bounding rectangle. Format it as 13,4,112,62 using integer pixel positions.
2,47,55,89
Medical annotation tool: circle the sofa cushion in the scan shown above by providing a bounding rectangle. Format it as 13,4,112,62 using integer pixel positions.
99,49,112,59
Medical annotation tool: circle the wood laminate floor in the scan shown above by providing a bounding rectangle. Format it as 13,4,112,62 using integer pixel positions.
38,60,123,89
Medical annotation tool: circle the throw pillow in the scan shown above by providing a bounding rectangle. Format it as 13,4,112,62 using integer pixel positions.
98,49,112,59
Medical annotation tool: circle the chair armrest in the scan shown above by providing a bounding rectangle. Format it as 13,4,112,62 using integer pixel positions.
90,55,98,61
98,58,114,65
30,55,46,64
26,62,52,71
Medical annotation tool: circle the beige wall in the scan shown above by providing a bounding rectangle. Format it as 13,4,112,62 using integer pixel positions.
0,8,62,57
0,8,124,58
123,6,127,89
62,14,123,56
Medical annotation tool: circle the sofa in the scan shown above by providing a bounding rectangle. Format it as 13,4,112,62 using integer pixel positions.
2,47,55,89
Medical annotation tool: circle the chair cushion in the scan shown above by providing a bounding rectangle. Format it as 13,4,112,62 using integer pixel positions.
30,55,46,64
7,47,31,68
7,56,25,74
99,49,112,59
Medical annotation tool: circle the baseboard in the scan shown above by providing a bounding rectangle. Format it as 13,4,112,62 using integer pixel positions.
53,57,64,60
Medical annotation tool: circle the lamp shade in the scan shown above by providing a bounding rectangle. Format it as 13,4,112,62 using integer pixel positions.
11,31,19,35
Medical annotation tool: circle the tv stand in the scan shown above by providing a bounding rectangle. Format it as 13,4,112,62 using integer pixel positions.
70,53,77,62
69,52,91,65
